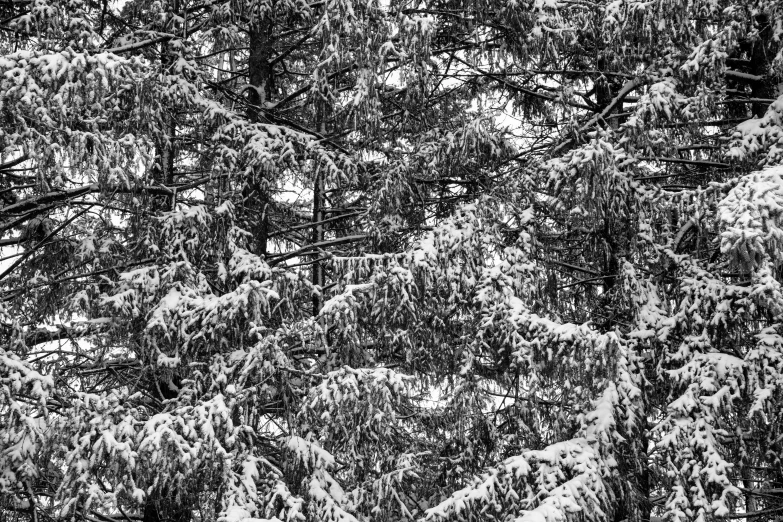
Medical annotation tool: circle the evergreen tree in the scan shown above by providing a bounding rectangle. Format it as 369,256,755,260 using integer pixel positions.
1,0,783,521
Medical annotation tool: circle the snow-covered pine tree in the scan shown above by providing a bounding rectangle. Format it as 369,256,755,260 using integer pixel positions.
2,0,783,521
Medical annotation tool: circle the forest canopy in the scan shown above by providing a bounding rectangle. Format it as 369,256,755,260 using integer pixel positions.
1,0,783,521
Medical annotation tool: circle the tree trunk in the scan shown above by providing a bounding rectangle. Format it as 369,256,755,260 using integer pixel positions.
312,164,325,316
312,100,327,316
143,10,190,522
246,15,274,256
152,26,177,213
748,14,776,118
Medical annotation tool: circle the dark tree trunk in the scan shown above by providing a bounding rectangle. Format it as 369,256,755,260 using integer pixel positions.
312,100,327,316
152,38,177,213
748,14,776,118
245,15,274,256
312,164,325,315
144,15,190,522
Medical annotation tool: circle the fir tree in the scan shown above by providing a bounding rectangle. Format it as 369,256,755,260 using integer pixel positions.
1,1,783,522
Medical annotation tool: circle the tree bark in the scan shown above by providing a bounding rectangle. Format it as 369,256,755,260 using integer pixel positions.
152,38,177,213
748,15,776,118
245,15,274,256
311,100,327,316
312,164,325,315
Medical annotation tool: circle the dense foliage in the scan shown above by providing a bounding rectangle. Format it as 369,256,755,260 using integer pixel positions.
1,0,783,521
